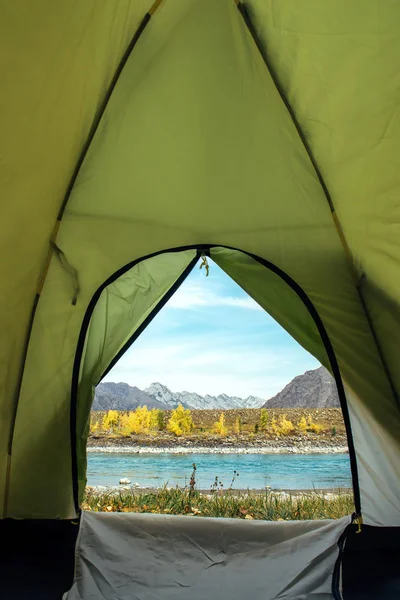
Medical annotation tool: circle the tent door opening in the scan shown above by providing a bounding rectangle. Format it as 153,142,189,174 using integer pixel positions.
71,245,360,517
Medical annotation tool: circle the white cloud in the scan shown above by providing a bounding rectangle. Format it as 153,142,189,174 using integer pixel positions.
102,260,320,399
104,336,319,399
167,284,262,311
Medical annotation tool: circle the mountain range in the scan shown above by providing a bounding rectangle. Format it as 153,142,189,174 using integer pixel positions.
93,382,165,411
93,366,339,411
143,382,264,410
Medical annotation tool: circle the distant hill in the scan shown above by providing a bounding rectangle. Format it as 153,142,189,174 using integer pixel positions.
263,367,339,409
93,382,168,411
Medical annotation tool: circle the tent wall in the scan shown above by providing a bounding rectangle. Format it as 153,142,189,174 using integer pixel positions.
345,388,400,526
0,0,154,518
246,0,400,399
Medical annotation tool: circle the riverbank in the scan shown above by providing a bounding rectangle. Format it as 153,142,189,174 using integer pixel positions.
89,407,348,452
87,485,353,497
82,485,354,519
88,433,348,454
88,444,348,454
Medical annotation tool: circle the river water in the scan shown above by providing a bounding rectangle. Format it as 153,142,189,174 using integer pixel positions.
87,451,351,490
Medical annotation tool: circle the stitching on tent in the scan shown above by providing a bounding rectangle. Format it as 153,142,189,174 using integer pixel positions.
237,1,399,410
70,244,362,518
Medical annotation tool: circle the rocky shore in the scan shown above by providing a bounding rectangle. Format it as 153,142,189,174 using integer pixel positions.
87,432,348,454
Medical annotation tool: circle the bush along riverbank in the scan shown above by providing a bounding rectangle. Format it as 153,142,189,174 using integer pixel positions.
88,407,348,453
83,465,354,519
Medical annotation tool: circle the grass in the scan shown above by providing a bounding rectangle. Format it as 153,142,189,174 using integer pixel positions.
82,480,354,521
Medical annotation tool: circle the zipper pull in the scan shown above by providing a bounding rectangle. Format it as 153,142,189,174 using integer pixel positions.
199,254,209,277
354,513,363,534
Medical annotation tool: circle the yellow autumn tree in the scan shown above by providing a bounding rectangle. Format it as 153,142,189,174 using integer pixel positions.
213,413,227,436
270,416,280,436
102,410,120,432
297,414,324,434
167,405,194,436
119,412,135,435
278,414,294,435
120,406,151,435
90,417,99,434
306,414,324,434
149,408,163,431
298,415,308,434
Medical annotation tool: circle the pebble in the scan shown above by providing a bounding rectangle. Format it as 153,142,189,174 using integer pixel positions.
89,445,348,455
119,478,131,484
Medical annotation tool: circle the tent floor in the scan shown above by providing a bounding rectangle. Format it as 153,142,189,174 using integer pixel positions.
341,524,400,599
1,519,400,599
0,519,78,600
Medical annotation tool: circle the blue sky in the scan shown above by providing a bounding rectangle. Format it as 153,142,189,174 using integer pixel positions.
104,259,320,400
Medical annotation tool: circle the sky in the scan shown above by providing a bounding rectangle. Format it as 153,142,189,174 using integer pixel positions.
104,258,320,400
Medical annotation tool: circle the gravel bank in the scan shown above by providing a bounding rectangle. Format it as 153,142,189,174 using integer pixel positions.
88,444,348,455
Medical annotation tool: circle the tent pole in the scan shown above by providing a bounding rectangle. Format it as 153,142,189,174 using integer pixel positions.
236,1,399,409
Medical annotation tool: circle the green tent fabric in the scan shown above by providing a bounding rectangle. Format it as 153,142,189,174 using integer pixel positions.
0,0,400,531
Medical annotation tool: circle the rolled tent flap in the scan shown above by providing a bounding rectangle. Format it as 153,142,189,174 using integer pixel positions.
74,249,199,504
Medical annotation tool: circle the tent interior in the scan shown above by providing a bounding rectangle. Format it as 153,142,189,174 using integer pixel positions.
1,0,400,598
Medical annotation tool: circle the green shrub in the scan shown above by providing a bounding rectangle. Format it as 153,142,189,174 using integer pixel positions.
234,416,242,434
259,408,269,431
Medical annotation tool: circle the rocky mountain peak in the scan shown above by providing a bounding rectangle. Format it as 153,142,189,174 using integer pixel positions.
263,366,339,409
93,367,339,412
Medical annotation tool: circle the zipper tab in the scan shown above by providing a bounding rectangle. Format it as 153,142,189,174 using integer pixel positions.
199,254,210,277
